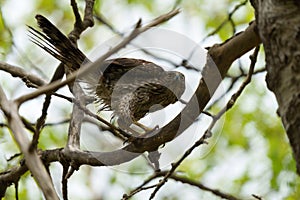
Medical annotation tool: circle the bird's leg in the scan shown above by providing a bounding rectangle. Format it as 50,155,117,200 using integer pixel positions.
117,119,140,135
118,119,159,144
133,122,159,133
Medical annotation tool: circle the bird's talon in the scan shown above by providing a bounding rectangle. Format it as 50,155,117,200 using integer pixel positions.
123,135,139,144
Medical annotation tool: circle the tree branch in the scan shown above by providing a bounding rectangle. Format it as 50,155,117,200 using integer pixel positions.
0,87,59,200
0,61,46,87
123,171,242,200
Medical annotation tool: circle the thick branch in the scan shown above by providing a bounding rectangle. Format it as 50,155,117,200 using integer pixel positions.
66,0,96,153
0,165,28,198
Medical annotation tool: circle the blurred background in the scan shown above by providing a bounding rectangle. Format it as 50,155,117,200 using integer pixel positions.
0,0,299,199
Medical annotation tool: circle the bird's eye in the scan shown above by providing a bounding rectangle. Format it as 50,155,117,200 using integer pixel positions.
173,72,184,81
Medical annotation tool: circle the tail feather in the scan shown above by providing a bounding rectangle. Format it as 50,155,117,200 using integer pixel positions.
28,26,67,64
29,14,88,71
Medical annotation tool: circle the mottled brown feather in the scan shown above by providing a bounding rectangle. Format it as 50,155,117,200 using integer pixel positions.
29,14,185,132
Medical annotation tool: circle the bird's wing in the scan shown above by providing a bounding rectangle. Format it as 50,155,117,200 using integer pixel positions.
102,58,165,82
128,82,178,120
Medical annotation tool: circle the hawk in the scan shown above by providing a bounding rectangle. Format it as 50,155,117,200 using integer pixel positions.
29,15,185,134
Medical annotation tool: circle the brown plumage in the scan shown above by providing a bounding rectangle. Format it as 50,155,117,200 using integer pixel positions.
29,14,185,133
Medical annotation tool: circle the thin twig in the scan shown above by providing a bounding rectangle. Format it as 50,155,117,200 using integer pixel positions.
14,181,19,200
122,184,157,200
94,11,199,72
169,174,242,200
0,61,73,103
30,64,65,152
214,45,260,119
0,164,28,198
203,0,248,40
93,12,121,34
124,171,242,200
206,63,265,111
7,153,22,162
44,119,70,126
252,194,263,200
62,164,69,200
0,61,46,87
123,173,159,199
68,0,95,43
186,0,249,64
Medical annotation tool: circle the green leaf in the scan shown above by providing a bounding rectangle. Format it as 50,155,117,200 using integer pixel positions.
126,0,154,11
0,9,13,59
94,0,103,12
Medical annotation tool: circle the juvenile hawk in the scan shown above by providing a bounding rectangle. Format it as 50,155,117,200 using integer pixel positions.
29,15,185,134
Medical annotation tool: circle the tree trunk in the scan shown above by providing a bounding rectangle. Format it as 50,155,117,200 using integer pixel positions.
254,0,300,174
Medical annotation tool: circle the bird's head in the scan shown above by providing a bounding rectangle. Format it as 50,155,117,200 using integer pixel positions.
164,71,185,99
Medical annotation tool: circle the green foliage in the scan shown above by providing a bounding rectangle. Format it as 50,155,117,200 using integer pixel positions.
206,78,299,197
36,1,58,13
38,125,68,149
179,0,254,40
94,0,103,13
125,0,155,11
286,182,300,199
0,8,12,60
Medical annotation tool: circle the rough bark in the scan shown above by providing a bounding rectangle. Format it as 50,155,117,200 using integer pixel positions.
254,0,300,174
